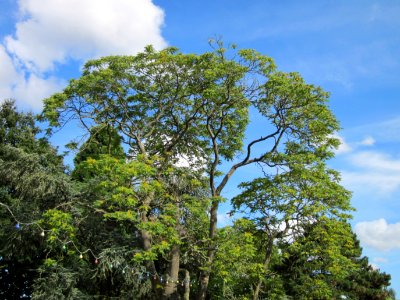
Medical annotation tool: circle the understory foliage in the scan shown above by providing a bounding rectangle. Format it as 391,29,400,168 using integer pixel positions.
0,42,394,299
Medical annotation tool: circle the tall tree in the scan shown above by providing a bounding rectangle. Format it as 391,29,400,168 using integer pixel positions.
42,42,349,299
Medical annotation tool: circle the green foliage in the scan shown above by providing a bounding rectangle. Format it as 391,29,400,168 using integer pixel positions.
338,254,392,299
0,100,73,299
41,209,76,243
32,264,85,300
1,43,395,299
208,219,262,299
278,218,359,299
72,124,125,180
270,218,393,300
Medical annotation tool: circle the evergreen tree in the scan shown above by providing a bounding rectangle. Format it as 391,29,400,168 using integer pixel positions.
277,218,392,300
0,100,72,299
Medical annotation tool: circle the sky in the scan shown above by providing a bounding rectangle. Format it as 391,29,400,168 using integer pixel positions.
1,0,400,295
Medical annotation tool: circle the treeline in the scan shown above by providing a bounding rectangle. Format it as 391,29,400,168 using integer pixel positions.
0,43,394,299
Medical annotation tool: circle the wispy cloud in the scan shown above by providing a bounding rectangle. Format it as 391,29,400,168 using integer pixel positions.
242,2,400,88
359,136,375,146
247,2,400,39
334,123,400,195
348,117,400,144
341,151,400,195
332,133,375,156
349,151,400,173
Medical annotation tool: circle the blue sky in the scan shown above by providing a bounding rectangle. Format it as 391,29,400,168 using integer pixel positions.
1,0,400,295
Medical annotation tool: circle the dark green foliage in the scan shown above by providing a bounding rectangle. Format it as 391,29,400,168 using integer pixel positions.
277,219,392,300
71,124,125,180
0,100,72,299
338,252,392,299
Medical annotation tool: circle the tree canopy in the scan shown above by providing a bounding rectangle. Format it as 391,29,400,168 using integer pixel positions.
0,43,394,299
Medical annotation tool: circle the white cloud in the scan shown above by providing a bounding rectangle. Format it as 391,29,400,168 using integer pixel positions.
5,0,166,73
0,45,19,99
369,263,379,270
217,212,233,227
0,44,65,109
342,171,400,195
350,151,400,173
1,0,166,110
13,74,66,110
355,219,400,251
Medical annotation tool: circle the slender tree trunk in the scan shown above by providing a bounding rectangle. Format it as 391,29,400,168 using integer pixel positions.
139,192,163,298
197,200,219,300
253,238,274,300
183,269,190,300
162,244,180,299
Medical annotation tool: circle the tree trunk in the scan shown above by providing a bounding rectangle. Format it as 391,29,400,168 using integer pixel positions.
139,192,163,298
253,238,274,300
141,229,162,297
162,244,180,299
183,269,190,300
196,200,219,300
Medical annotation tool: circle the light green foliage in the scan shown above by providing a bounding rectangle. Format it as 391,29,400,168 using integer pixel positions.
41,209,76,243
72,124,125,180
80,154,181,261
231,114,352,298
209,219,262,299
234,161,352,222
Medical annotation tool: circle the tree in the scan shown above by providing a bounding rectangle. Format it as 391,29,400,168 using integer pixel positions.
232,162,352,299
71,124,125,180
39,42,361,299
276,218,393,300
277,218,359,299
0,100,72,299
208,218,270,300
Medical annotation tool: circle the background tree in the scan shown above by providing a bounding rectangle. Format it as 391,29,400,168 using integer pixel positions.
276,218,392,300
71,124,125,180
232,160,352,299
0,100,72,299
207,218,267,300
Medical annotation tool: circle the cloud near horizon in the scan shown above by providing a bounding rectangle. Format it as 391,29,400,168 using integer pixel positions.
355,219,400,251
0,0,166,110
